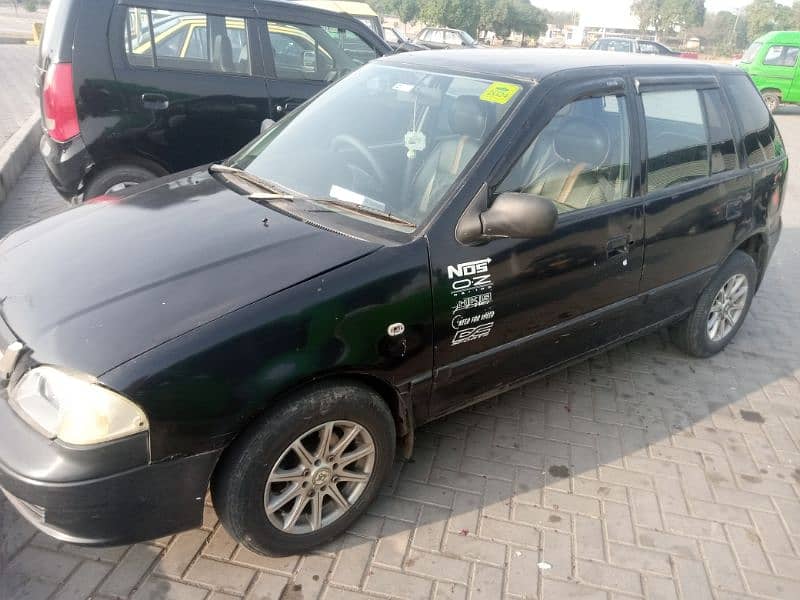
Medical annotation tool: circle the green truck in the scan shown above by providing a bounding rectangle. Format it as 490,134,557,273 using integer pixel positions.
739,30,800,112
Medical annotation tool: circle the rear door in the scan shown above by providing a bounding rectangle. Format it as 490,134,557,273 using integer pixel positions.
256,3,388,121
111,1,268,171
636,77,752,324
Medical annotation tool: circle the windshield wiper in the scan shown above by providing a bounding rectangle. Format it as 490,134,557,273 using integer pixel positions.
312,197,416,227
209,164,290,196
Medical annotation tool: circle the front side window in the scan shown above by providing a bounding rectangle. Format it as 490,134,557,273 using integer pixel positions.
608,39,632,52
430,29,445,44
638,42,658,54
383,28,400,44
497,94,631,213
724,75,785,166
230,64,524,230
445,31,462,45
124,8,250,74
763,45,800,67
267,21,374,81
643,89,708,191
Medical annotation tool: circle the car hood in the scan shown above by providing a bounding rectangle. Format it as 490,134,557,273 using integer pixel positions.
0,170,381,375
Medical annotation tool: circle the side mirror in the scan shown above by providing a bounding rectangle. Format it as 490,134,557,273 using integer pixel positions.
456,188,557,244
260,118,276,134
302,50,318,73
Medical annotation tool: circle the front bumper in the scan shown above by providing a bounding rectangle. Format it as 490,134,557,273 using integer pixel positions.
39,132,92,199
0,390,221,546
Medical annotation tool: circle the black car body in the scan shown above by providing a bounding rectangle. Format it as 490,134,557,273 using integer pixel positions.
37,0,391,200
414,27,483,49
1,49,785,555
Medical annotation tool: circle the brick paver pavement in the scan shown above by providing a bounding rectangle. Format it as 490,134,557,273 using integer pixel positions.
1,111,800,598
0,43,38,148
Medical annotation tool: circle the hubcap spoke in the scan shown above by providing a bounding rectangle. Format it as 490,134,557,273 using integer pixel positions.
265,420,375,535
707,274,748,342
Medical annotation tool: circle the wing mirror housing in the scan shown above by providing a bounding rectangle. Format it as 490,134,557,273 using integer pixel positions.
456,186,558,245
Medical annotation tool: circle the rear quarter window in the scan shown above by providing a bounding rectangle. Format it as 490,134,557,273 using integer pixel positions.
724,74,784,166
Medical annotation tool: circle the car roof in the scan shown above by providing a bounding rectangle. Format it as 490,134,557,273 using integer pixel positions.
379,48,740,82
753,30,800,44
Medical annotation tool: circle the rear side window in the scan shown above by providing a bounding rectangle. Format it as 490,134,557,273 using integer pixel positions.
642,89,708,191
724,75,784,166
124,8,251,75
763,45,800,67
702,89,738,174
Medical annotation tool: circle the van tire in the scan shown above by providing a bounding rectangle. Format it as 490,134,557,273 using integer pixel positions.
83,164,161,200
211,381,396,556
762,92,780,113
670,250,757,358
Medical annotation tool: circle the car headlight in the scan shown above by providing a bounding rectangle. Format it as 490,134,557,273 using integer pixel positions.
8,366,148,445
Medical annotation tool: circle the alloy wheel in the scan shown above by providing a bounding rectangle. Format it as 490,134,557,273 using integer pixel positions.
264,420,375,534
707,273,748,342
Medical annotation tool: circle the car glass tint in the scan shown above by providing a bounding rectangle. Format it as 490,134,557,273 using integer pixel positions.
496,94,631,213
702,89,738,174
445,31,462,45
643,89,709,191
724,75,783,165
267,21,369,81
763,45,800,67
124,8,250,75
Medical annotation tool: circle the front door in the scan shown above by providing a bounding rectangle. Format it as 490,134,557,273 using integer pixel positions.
427,80,645,417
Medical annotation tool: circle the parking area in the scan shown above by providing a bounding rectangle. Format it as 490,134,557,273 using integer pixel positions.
0,114,799,599
0,43,37,148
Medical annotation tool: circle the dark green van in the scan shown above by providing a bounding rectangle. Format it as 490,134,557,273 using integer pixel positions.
739,30,800,112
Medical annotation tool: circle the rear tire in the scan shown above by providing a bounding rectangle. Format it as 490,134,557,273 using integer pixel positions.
670,250,757,358
211,381,396,556
762,92,780,113
83,164,162,200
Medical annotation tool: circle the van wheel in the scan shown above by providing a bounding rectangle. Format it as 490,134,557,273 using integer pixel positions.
762,92,780,113
670,250,757,358
83,165,161,200
211,381,396,556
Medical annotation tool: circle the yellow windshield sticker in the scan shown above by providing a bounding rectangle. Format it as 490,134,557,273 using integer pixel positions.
480,82,520,104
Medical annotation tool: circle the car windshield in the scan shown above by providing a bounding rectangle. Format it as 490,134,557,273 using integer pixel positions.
228,63,524,230
741,42,762,63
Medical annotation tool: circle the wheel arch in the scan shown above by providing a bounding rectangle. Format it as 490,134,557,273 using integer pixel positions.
734,232,769,288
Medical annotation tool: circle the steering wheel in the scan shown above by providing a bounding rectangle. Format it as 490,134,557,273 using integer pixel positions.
331,134,386,188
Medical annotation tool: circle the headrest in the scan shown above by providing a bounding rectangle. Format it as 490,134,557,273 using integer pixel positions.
553,117,610,168
449,96,487,138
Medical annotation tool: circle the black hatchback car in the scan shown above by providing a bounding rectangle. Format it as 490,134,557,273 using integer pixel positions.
37,0,390,200
1,50,785,556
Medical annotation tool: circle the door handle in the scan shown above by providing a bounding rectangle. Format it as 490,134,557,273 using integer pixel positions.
141,93,169,111
606,235,631,259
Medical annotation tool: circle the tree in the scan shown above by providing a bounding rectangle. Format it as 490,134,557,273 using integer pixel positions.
631,0,706,39
545,10,579,27
745,0,793,41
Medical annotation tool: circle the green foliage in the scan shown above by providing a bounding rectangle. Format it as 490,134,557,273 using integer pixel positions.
367,0,545,38
745,0,794,41
631,0,706,38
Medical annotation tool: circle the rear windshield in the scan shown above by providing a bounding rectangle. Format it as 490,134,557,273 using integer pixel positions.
740,42,762,63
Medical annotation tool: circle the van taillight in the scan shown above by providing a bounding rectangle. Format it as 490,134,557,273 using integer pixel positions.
42,63,79,142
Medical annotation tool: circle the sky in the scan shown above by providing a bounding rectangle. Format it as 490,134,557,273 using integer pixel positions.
532,0,791,15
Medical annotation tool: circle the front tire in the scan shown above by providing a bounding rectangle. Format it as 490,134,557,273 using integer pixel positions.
762,92,780,113
211,381,396,556
670,250,757,358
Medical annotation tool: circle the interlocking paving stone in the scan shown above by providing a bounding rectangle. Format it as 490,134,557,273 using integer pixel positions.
2,113,800,598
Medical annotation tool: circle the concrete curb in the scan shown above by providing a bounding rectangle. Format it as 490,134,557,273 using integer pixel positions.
0,112,40,205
